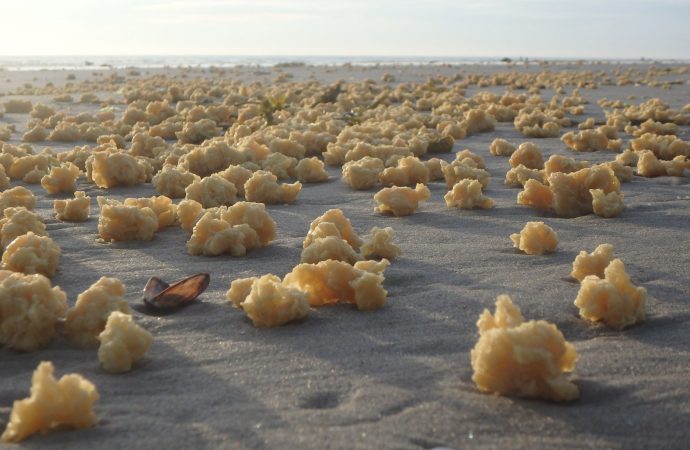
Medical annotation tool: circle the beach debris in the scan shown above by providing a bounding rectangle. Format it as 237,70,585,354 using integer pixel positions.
510,221,558,255
374,183,430,216
98,311,153,373
0,270,67,352
64,276,131,348
142,273,210,311
1,361,99,443
471,295,579,402
574,259,647,330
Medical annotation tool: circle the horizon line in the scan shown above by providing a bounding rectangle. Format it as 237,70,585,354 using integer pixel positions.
0,54,688,60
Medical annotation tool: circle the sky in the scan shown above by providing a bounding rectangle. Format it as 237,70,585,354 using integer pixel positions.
1,0,689,58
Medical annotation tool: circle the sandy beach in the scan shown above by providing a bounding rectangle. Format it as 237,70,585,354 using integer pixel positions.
1,62,689,449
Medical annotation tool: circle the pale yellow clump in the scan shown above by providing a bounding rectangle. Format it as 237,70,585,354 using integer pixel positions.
64,277,131,348
0,165,9,189
217,165,254,196
54,191,90,222
342,157,384,190
33,100,64,121
509,142,544,169
221,201,277,245
269,138,306,159
234,274,310,327
578,117,596,130
630,118,680,137
0,270,67,351
187,213,259,256
637,150,686,178
0,206,46,249
97,197,159,242
510,221,558,255
548,166,620,218
0,126,13,142
379,156,430,187
152,164,199,198
630,132,690,160
244,170,301,204
571,244,614,282
590,189,624,218
464,108,496,134
489,138,516,156
293,157,329,183
574,259,647,330
184,174,238,208
517,179,554,211
597,161,633,182
514,109,562,138
444,179,494,209
89,151,147,188
561,129,609,152
374,183,430,216
454,149,486,169
616,149,639,166
303,208,363,251
123,195,177,230
22,125,47,143
283,259,388,311
424,158,445,181
361,227,400,260
177,199,204,233
441,160,490,189
175,118,220,144
97,311,153,373
177,141,245,176
477,295,525,333
662,156,688,177
40,163,80,194
353,258,391,274
544,154,589,178
1,232,61,277
226,277,258,308
260,153,297,180
13,158,51,183
3,99,33,114
186,201,276,252
505,164,544,187
471,295,579,402
300,235,362,265
0,186,36,211
0,361,99,443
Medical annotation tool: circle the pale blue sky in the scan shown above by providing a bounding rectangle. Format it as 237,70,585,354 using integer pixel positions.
2,0,689,58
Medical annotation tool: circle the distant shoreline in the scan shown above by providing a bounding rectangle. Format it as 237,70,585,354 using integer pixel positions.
0,55,688,72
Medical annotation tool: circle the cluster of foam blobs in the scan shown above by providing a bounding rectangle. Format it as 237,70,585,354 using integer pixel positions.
1,62,685,440
227,209,397,327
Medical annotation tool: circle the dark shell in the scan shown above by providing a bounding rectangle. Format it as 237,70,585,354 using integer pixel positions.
143,273,210,311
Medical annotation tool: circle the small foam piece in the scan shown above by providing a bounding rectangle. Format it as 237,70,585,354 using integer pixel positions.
0,361,99,443
0,270,67,351
54,191,90,222
374,183,430,216
471,295,579,402
510,221,558,255
444,179,494,209
591,189,624,218
98,311,153,373
571,244,615,282
236,274,310,327
574,259,647,330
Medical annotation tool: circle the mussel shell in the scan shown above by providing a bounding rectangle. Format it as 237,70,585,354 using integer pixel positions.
143,277,170,301
143,273,210,311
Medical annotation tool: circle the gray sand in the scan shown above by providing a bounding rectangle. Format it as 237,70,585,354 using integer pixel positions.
1,63,689,449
